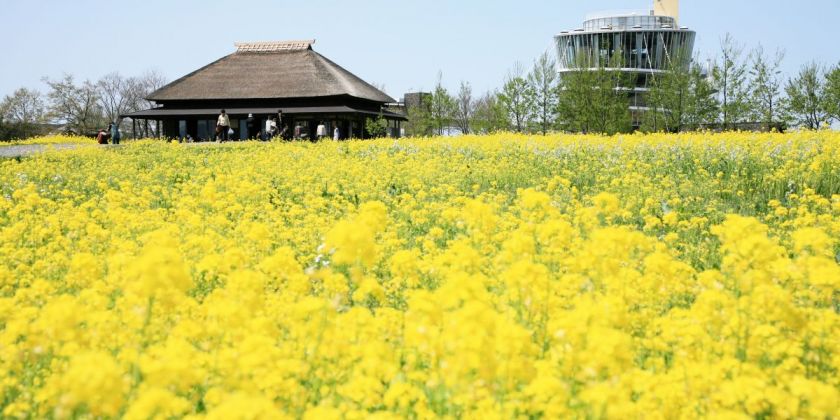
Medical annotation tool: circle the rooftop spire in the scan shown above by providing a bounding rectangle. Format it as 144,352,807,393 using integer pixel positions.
234,40,316,52
653,0,679,23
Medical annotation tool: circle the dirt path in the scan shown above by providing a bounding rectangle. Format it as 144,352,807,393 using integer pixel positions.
0,141,252,159
0,144,98,158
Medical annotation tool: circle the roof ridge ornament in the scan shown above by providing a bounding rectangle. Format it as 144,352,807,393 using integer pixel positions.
234,40,316,52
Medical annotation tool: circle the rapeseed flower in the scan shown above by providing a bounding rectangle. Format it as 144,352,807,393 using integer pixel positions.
1,132,839,418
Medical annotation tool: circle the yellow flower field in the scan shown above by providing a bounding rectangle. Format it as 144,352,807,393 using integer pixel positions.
0,132,839,419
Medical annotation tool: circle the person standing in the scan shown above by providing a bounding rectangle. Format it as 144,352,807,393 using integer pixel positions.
333,125,340,140
265,117,277,141
316,122,327,140
246,113,256,140
217,109,230,142
109,122,121,145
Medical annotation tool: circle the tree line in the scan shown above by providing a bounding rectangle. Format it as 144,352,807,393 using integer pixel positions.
0,71,166,140
405,33,840,136
4,32,840,141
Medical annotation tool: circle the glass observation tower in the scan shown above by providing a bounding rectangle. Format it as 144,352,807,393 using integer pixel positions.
555,0,696,122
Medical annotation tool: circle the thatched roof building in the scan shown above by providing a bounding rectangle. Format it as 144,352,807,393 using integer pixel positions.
124,40,404,140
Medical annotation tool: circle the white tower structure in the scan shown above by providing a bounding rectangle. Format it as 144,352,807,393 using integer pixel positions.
555,0,695,127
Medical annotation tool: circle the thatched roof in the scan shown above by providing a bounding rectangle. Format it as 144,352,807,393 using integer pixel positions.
148,40,394,103
123,105,407,120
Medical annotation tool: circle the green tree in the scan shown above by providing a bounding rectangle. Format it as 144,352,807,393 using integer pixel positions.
365,113,388,138
785,62,829,130
713,34,750,129
499,63,535,133
557,53,631,134
472,91,509,133
0,101,9,140
429,73,456,136
748,46,787,130
683,63,720,130
642,49,692,133
403,93,433,137
824,63,840,124
556,57,592,133
527,51,559,135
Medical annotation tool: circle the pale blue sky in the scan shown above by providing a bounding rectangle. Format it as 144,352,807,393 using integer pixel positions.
2,0,838,101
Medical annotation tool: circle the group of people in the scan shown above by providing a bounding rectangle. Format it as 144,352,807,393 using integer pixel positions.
216,109,287,142
216,110,341,142
250,113,289,141
96,122,121,145
316,122,341,141
94,111,345,144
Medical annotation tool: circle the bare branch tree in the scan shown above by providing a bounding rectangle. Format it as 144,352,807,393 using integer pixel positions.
135,70,168,137
138,69,167,102
98,72,146,126
0,88,47,139
43,74,104,134
2,88,45,126
371,82,388,94
454,81,474,135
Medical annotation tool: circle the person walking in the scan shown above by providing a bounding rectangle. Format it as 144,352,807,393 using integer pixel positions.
217,109,230,142
109,122,121,145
